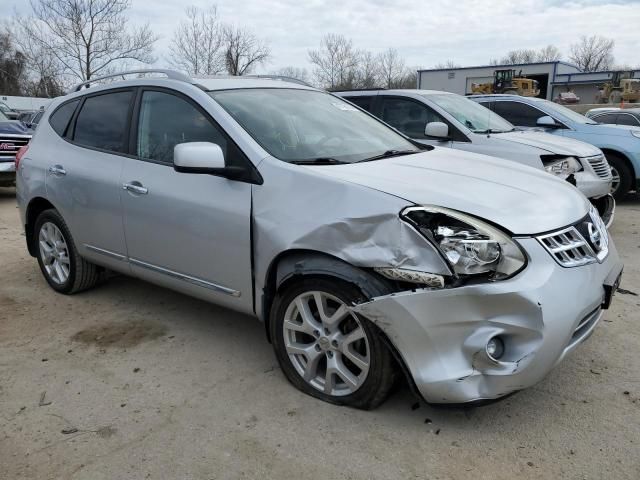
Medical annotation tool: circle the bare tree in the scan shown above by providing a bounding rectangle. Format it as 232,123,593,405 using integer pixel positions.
169,5,225,76
222,25,270,76
0,29,28,95
354,51,380,88
270,66,310,83
537,45,561,62
569,35,615,72
434,60,461,69
308,34,360,89
16,0,157,82
378,48,407,88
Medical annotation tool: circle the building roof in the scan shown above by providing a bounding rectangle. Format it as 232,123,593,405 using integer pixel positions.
417,61,581,74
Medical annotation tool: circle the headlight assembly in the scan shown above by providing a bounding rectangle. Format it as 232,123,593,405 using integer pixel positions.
541,156,581,177
401,206,527,280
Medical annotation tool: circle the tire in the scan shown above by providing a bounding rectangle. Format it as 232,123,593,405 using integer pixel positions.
605,153,633,200
34,209,103,294
270,277,396,409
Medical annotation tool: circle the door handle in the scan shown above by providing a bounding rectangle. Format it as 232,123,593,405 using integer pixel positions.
48,165,66,176
123,182,148,195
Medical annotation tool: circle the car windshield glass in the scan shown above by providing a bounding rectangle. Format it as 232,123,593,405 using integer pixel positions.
0,110,8,121
424,93,514,133
538,99,597,124
209,88,420,163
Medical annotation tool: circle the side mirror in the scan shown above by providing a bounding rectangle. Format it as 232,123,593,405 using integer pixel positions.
536,115,560,128
173,142,245,180
425,121,450,139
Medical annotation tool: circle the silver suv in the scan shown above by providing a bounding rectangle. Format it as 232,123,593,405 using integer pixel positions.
16,70,623,409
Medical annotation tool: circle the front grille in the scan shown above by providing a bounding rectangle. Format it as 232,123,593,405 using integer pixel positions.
584,154,612,179
537,206,609,267
0,134,31,161
537,226,595,267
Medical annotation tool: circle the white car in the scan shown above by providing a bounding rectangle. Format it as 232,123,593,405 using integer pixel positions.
337,90,614,224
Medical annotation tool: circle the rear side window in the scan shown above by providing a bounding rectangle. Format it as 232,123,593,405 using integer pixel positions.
492,101,545,127
49,99,80,136
73,91,133,153
345,96,374,112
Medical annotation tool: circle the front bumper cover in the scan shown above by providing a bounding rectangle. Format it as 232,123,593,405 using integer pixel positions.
352,237,623,404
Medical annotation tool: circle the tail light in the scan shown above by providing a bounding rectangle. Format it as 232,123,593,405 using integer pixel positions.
15,144,29,170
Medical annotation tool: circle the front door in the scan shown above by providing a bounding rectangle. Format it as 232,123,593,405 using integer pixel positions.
120,89,254,313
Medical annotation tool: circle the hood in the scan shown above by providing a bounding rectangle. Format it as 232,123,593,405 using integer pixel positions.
310,148,590,235
0,121,33,135
496,130,601,157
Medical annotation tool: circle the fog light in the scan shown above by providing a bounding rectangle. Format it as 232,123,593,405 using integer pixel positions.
486,337,505,361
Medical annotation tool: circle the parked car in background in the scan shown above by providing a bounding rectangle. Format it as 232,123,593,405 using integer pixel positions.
0,109,33,187
337,89,614,224
586,107,640,128
471,94,640,199
554,92,580,105
16,70,623,409
0,101,20,120
18,109,45,129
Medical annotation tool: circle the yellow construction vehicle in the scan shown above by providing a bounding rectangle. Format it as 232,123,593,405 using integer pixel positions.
596,71,640,104
471,69,540,97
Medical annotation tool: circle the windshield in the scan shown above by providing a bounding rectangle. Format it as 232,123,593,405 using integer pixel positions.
424,93,514,133
209,89,419,163
0,110,8,121
538,99,597,124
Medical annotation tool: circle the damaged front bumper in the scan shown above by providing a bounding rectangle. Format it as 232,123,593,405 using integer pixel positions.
353,237,623,404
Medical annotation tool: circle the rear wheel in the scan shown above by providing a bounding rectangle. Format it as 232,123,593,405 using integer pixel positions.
270,278,396,409
605,153,632,200
34,209,103,294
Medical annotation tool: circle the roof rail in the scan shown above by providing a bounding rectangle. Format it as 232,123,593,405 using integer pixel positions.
70,69,193,92
244,75,314,88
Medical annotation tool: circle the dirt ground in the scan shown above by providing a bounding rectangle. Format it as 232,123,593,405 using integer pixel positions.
1,186,639,480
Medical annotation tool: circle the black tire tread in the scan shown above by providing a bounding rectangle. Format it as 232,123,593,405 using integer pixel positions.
605,152,633,200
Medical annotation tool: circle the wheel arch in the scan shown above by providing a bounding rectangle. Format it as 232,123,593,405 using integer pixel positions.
262,249,424,401
601,148,636,179
25,197,56,257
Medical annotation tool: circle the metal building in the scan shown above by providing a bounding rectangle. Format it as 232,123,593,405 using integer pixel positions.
417,62,640,104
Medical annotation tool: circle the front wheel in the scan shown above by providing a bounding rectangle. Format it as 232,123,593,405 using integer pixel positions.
34,209,104,294
270,278,396,409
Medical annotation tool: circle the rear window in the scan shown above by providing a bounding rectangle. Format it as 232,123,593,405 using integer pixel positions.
73,91,133,153
49,99,80,136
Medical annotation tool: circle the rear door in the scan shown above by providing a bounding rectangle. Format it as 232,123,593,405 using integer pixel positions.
120,88,254,313
45,90,132,269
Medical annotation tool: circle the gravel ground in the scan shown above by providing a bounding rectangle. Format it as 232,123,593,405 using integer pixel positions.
1,187,639,480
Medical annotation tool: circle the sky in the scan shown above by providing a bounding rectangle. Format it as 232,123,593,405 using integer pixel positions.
3,0,639,74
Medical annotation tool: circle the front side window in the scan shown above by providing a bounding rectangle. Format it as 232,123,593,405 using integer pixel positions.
73,91,132,152
492,101,545,128
380,97,446,138
616,114,640,127
136,91,228,164
594,113,619,125
426,94,514,133
210,89,418,164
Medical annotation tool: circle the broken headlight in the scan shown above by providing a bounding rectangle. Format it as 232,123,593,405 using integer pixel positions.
401,206,526,280
541,156,581,178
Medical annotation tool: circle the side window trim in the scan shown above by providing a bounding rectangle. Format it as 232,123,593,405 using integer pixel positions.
66,87,136,157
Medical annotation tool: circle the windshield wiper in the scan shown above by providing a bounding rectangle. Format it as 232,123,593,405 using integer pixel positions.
475,128,510,134
356,149,419,163
289,157,347,165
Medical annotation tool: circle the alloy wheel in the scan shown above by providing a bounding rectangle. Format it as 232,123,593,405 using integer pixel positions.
38,222,70,284
610,166,621,195
282,291,370,396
